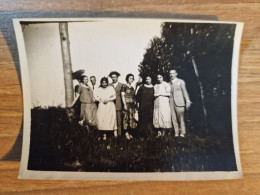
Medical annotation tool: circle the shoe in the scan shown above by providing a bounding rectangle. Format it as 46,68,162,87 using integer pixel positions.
125,133,131,140
78,120,84,126
175,134,179,137
180,134,185,137
114,130,118,138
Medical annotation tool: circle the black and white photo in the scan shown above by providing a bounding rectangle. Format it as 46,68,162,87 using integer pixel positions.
14,18,243,180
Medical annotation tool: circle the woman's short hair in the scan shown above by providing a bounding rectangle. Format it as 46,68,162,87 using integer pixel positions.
109,71,121,78
100,77,109,86
81,75,88,82
145,75,152,80
125,73,135,82
157,73,164,78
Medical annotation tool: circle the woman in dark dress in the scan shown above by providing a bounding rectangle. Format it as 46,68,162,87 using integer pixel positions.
136,76,154,138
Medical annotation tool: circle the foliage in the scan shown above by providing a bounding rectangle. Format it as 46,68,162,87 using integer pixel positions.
138,23,236,135
28,107,237,172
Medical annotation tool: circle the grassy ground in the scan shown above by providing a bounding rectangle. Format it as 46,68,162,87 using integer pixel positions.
28,107,237,172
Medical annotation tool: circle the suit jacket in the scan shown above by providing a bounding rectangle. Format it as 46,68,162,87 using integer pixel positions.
169,78,190,107
109,82,123,110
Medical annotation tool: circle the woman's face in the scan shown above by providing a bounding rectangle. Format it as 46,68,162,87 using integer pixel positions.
128,76,134,84
101,80,108,88
146,77,152,85
157,75,163,83
83,77,88,84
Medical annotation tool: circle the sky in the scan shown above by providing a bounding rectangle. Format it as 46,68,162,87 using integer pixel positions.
23,19,162,107
69,20,162,84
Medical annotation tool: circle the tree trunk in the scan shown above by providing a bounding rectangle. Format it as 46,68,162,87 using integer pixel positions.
191,56,209,135
59,22,74,106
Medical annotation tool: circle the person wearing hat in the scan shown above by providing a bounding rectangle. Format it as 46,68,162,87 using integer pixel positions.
108,71,124,136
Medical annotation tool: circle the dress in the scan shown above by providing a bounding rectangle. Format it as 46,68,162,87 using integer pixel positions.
121,84,137,130
77,84,97,126
95,86,117,131
136,85,154,137
153,81,172,128
73,84,81,119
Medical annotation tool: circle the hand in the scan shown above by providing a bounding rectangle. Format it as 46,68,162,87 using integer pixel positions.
186,102,192,110
68,103,73,108
124,105,128,110
103,100,109,104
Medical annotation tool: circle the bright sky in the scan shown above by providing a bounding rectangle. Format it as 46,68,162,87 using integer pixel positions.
69,20,162,85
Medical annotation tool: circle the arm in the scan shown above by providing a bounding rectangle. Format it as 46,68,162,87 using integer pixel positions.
180,80,192,109
136,86,142,102
154,85,159,98
106,87,116,102
121,91,127,110
120,85,128,110
94,89,104,103
157,83,171,97
70,93,80,107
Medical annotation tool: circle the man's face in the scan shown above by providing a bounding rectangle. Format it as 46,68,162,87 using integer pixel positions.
111,74,118,83
169,70,177,80
90,77,96,85
138,76,143,83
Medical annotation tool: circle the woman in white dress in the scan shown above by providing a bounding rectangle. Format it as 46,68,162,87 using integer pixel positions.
153,74,172,137
95,77,117,140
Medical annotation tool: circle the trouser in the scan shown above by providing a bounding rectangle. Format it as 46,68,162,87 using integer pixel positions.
116,110,122,136
171,104,186,135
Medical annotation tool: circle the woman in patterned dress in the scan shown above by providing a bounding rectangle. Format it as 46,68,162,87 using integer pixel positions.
121,73,137,139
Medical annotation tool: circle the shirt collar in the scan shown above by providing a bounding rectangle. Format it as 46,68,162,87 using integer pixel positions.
171,78,177,84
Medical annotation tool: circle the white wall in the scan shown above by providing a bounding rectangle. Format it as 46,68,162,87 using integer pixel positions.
23,23,65,108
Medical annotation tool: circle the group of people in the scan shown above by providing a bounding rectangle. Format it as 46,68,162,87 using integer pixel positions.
70,70,191,140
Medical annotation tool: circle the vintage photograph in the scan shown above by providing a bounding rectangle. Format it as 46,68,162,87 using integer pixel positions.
15,18,243,180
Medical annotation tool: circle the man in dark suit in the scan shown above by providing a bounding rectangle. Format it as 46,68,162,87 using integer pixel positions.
109,71,124,136
169,70,191,137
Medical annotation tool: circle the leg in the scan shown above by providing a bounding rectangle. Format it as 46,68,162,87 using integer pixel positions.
171,103,180,136
175,106,186,136
116,110,122,136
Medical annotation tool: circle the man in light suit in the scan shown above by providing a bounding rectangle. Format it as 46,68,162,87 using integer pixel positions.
169,70,191,137
109,71,124,136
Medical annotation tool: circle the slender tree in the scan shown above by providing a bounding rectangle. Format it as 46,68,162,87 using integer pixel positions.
59,22,74,106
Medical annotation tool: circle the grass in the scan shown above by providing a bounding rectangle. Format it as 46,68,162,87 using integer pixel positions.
28,107,237,172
